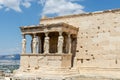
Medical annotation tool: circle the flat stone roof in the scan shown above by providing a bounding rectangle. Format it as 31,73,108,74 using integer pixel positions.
20,22,79,35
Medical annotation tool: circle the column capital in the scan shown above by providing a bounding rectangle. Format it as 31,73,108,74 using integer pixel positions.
45,32,49,37
68,33,71,37
33,33,36,38
59,31,63,36
22,34,26,39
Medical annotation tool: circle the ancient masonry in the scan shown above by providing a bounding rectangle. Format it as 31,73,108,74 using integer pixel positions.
13,9,120,80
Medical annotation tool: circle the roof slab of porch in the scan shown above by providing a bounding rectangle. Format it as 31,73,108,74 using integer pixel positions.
20,22,79,35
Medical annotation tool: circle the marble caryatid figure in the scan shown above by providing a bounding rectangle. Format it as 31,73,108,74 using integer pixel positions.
33,35,38,53
58,32,64,53
22,38,26,54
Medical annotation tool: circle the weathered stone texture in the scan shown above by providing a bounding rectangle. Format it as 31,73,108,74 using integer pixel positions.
19,54,72,71
40,10,120,69
13,9,120,79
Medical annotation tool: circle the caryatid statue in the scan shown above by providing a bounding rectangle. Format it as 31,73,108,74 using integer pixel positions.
22,38,26,54
33,36,38,53
58,32,64,53
44,33,49,53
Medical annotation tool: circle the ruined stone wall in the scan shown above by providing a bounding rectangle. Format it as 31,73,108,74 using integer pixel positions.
40,10,120,69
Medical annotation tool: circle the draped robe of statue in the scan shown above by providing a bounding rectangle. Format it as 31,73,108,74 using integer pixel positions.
58,35,64,53
33,37,38,53
44,37,49,53
22,39,26,53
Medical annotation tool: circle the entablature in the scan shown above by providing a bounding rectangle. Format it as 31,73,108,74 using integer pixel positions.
20,23,79,35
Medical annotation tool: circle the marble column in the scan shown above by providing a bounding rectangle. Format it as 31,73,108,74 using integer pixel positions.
68,34,71,54
32,34,38,54
44,32,49,54
22,34,26,54
57,32,64,53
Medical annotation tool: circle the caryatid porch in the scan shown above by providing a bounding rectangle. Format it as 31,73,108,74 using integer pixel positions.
20,23,79,70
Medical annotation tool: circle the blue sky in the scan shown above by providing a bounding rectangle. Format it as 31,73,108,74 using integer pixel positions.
0,0,120,55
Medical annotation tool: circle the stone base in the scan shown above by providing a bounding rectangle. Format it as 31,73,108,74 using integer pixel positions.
13,67,120,80
12,68,79,80
20,54,72,70
12,73,120,80
13,54,75,80
79,67,120,79
13,53,120,80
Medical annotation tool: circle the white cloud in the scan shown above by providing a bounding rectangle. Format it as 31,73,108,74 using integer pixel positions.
0,0,34,12
0,0,22,12
5,8,10,11
0,0,85,15
42,0,85,16
22,1,31,8
38,0,46,6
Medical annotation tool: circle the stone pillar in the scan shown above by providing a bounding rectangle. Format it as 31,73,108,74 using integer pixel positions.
44,32,49,54
32,34,38,54
22,34,26,54
38,36,42,53
68,34,71,54
58,32,64,53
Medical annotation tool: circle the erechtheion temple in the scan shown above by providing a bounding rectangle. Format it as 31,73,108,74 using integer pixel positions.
13,9,120,80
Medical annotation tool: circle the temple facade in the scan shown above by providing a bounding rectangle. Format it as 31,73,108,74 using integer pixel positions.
20,23,78,69
13,9,120,80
